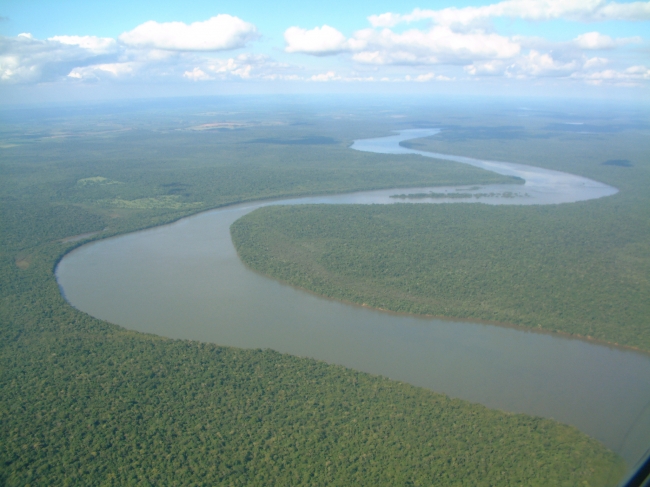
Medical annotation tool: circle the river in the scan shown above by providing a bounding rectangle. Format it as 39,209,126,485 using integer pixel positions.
56,129,648,465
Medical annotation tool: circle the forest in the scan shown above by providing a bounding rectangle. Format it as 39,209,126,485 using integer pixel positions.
0,97,636,485
232,112,650,351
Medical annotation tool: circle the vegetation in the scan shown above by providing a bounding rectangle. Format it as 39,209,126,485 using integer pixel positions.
232,201,649,350
2,318,625,486
232,123,650,351
0,99,631,485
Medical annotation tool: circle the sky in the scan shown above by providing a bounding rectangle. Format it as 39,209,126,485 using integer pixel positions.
0,0,649,103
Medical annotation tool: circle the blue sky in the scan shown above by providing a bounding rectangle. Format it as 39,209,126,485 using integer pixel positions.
1,0,648,103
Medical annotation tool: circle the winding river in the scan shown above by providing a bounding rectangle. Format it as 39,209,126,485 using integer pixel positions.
56,130,648,465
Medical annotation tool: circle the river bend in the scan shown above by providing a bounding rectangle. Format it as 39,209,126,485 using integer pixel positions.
56,130,647,464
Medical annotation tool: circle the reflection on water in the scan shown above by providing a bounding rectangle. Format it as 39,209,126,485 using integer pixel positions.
56,130,647,465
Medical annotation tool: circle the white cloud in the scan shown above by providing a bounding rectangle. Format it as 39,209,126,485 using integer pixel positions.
68,62,135,80
466,50,594,79
119,15,258,51
307,72,385,82
262,73,302,81
595,2,650,21
0,15,264,84
463,49,648,86
283,5,647,87
413,72,452,81
369,1,650,28
574,65,650,85
0,28,267,84
464,60,507,75
208,57,253,79
284,25,350,55
352,49,434,65
507,50,580,77
583,56,609,68
464,51,587,78
49,35,117,54
575,31,617,49
0,54,26,82
183,67,212,81
367,13,403,29
346,75,377,81
310,71,341,81
625,65,650,76
0,33,118,83
574,31,642,49
513,31,642,55
351,26,521,65
183,54,293,81
286,24,521,66
2,8,645,91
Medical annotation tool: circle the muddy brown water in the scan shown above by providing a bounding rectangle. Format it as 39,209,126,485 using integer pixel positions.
57,130,648,467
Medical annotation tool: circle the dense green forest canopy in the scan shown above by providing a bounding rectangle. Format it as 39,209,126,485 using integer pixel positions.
232,115,650,351
1,97,635,485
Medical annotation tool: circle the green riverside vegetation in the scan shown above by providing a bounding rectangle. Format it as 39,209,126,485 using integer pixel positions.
0,99,631,485
231,121,650,352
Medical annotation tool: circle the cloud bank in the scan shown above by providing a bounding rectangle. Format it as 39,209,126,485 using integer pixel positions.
284,25,353,55
0,5,646,91
0,15,261,84
119,15,258,51
0,34,118,83
368,0,650,28
281,1,647,87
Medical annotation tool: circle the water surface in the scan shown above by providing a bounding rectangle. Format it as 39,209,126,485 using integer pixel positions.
57,130,647,465
352,129,618,204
